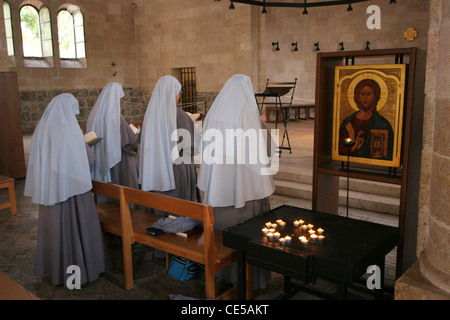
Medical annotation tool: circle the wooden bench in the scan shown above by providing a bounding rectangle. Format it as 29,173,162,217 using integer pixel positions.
91,180,243,300
0,175,17,215
0,271,39,300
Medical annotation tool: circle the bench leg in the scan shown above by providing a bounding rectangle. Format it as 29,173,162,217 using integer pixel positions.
246,262,254,300
205,266,216,299
8,183,17,215
122,236,134,290
165,252,172,270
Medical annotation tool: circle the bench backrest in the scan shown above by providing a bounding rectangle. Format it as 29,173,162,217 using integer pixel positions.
91,180,217,265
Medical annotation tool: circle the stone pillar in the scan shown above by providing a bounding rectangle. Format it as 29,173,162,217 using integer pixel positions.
418,0,450,294
395,0,450,299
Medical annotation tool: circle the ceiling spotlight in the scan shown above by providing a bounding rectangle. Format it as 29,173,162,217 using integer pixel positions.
229,1,235,9
347,3,353,11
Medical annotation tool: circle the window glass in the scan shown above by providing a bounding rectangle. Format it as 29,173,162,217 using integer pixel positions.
57,10,75,58
58,6,85,59
3,1,14,56
40,7,53,57
20,5,42,57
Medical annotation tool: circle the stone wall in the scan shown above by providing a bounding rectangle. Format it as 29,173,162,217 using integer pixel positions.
20,87,141,133
395,0,450,299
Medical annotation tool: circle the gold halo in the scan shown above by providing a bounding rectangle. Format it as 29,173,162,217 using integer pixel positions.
347,71,388,111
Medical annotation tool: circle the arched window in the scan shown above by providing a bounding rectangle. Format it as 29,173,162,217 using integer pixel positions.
19,4,53,58
2,1,14,56
57,5,85,59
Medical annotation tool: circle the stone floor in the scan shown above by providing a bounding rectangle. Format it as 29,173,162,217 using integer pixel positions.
0,119,396,300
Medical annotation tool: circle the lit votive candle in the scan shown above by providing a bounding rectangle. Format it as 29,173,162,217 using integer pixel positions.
293,220,301,227
279,237,286,245
318,235,325,240
265,222,272,228
301,224,308,231
285,235,292,244
308,229,316,235
307,224,314,229
267,232,273,241
273,232,280,240
299,236,308,244
317,228,324,234
262,228,269,234
310,234,318,240
271,223,278,228
268,228,276,233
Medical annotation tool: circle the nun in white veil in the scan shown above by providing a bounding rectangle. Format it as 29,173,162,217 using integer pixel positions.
86,82,139,189
139,75,200,203
198,74,275,290
24,93,105,286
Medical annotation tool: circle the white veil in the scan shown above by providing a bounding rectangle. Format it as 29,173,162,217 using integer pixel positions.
24,93,92,206
139,75,181,192
86,82,124,182
198,74,275,208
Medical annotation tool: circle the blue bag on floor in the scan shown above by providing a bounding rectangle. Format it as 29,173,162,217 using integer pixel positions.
167,255,204,282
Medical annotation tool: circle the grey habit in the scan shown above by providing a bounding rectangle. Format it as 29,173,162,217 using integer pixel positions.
35,144,105,286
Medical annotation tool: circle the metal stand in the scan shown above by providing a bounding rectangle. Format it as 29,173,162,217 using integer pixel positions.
344,139,356,218
255,78,297,157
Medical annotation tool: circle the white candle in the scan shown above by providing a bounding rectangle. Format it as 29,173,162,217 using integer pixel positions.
318,235,325,240
293,220,300,227
307,224,314,229
268,228,275,233
285,235,292,244
317,228,324,234
310,234,318,240
271,223,278,228
262,228,269,234
301,224,308,231
308,229,316,235
279,237,286,245
267,232,273,240
273,232,280,240
299,236,308,244
265,222,272,228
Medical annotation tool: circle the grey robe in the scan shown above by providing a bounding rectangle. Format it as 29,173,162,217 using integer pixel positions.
110,115,139,189
213,198,272,290
154,108,200,203
35,144,105,286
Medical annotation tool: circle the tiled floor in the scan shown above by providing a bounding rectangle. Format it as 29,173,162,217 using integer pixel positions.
0,119,396,300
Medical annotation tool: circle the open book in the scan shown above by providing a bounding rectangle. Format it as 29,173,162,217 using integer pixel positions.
129,123,140,134
84,131,103,147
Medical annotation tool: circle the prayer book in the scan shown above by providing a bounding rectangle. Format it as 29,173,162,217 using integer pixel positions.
84,131,103,147
186,112,204,122
176,226,203,238
129,123,140,134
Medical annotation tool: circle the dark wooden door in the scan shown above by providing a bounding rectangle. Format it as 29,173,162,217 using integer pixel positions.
0,72,26,179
